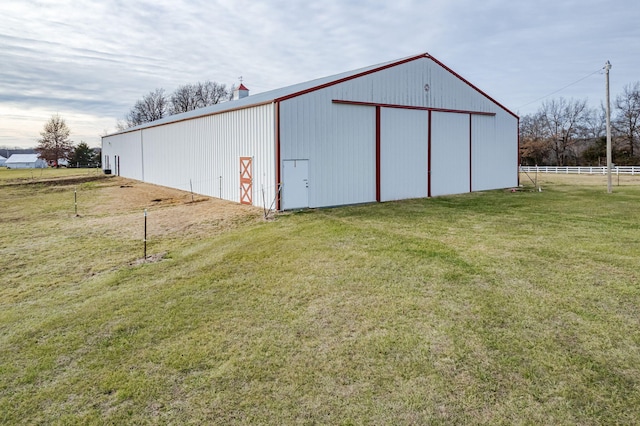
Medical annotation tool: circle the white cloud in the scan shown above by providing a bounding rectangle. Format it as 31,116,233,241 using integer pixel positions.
1,0,639,147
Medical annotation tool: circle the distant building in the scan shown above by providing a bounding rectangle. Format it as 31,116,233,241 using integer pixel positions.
0,155,6,167
5,154,47,169
0,148,36,159
103,52,519,210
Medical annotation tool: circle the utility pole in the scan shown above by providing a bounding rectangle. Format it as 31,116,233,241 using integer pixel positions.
605,60,613,193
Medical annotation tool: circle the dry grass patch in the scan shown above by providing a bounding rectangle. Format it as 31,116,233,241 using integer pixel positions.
81,177,262,241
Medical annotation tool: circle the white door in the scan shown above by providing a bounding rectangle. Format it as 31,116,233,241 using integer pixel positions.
431,112,470,196
380,108,429,201
282,160,309,210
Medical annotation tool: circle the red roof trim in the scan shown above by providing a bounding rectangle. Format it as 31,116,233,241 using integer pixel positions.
238,83,249,91
332,99,496,116
426,54,519,119
274,53,429,102
275,52,518,120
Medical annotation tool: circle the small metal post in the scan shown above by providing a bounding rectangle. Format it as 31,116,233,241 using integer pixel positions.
190,179,194,202
143,209,147,260
74,188,77,216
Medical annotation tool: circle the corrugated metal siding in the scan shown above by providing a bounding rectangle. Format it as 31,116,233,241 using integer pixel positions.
102,131,143,180
140,103,275,206
471,113,519,191
380,107,429,201
279,56,516,207
484,110,518,189
103,104,275,207
430,112,470,196
470,114,497,191
280,101,376,207
300,57,501,112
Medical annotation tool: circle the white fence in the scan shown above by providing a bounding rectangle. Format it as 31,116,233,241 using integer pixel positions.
520,166,640,175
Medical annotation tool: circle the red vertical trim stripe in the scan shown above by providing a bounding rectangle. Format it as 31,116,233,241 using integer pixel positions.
469,114,473,192
375,106,381,203
427,110,432,198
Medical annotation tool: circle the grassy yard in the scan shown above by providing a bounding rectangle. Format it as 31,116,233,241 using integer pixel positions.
1,169,639,424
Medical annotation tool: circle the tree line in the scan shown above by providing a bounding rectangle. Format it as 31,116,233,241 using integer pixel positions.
117,81,234,130
519,82,640,166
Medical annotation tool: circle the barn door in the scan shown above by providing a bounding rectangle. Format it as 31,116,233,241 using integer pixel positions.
282,160,309,210
240,157,253,205
380,108,429,201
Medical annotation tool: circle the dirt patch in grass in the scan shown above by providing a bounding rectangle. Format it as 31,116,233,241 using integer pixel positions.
129,252,167,266
0,174,112,187
81,177,263,240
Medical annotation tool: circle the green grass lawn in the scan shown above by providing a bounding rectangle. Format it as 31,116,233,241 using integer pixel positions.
1,170,639,424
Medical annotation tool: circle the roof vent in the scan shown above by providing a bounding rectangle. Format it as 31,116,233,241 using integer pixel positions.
233,83,249,100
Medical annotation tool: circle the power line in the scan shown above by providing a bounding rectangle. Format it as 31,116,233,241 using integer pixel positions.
516,67,603,110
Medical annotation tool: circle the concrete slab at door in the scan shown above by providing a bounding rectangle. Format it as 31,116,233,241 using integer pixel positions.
282,160,309,210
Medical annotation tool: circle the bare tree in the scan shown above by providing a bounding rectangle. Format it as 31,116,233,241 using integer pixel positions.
540,98,589,165
122,82,232,128
170,81,231,114
115,120,128,131
125,88,168,127
170,84,199,114
35,114,73,167
519,112,550,165
582,104,607,140
613,82,640,161
197,81,231,106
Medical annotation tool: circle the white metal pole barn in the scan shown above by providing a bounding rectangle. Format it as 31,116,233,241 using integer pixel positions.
102,53,519,211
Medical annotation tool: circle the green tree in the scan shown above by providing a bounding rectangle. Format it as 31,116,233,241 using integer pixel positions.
68,141,95,167
581,136,610,166
92,148,102,168
35,114,73,167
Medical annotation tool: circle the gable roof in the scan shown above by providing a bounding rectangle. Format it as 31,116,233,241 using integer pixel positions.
108,52,516,137
6,154,41,164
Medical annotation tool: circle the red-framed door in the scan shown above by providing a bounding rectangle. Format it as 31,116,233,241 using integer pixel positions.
240,157,253,205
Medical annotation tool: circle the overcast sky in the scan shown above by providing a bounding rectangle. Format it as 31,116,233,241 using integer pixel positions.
1,0,638,148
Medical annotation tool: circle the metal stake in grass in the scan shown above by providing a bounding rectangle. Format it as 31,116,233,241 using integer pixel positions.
190,179,194,202
74,187,78,216
143,208,148,261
